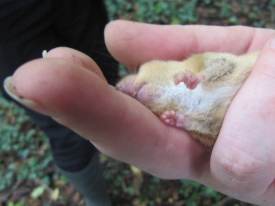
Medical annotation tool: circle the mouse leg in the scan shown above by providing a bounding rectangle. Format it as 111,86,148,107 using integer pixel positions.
174,71,202,89
160,110,186,128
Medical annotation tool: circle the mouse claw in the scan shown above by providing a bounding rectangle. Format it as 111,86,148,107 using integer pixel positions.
160,110,185,128
174,72,202,89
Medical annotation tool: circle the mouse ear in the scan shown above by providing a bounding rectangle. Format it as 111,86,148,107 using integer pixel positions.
202,57,236,82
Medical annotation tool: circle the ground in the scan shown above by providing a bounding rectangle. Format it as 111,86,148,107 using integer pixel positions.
1,0,274,205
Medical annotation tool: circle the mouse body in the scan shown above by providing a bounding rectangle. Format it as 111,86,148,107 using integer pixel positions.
117,52,259,146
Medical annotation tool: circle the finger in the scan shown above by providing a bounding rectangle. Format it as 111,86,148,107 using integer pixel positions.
45,47,106,80
211,37,275,198
8,58,207,179
262,180,275,206
105,20,275,69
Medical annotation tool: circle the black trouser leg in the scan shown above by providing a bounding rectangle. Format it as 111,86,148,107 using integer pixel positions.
0,0,118,205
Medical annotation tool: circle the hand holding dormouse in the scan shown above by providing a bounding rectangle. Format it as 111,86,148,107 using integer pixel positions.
4,21,275,205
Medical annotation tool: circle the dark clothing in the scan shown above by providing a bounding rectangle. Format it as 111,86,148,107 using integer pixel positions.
0,0,118,171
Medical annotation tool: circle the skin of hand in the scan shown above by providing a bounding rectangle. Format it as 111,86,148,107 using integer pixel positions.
4,20,275,205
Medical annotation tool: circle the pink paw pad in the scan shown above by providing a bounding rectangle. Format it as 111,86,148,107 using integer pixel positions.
160,110,185,128
174,72,202,89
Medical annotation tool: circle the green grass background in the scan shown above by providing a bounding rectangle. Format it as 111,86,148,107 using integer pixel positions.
1,0,274,205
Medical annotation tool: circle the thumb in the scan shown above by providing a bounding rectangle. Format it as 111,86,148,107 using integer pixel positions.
211,37,275,203
253,37,275,79
249,36,275,101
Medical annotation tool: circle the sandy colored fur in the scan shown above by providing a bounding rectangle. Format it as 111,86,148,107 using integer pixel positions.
118,52,259,147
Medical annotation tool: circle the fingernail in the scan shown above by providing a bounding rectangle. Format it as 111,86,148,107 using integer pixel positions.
3,76,39,109
268,38,275,49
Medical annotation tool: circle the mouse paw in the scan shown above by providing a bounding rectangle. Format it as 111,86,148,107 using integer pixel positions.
174,72,202,89
160,110,185,128
116,75,138,97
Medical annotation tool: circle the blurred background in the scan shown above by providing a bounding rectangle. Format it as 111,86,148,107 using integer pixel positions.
1,0,274,205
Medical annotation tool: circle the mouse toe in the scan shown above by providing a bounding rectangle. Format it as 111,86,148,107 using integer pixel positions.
160,110,186,128
174,72,202,89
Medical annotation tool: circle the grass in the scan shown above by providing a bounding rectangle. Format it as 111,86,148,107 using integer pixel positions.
1,0,274,205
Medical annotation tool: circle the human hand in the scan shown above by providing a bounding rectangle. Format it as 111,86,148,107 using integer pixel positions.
4,20,275,205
